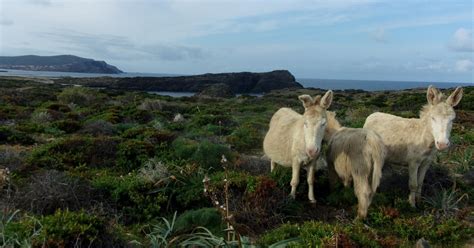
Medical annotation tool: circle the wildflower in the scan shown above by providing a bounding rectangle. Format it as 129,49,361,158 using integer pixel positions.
221,155,227,164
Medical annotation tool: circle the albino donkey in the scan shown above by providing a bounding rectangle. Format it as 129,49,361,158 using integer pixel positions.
324,111,386,219
364,86,463,207
263,90,333,203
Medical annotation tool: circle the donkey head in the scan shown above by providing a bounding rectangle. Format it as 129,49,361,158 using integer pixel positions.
298,90,333,158
425,85,463,150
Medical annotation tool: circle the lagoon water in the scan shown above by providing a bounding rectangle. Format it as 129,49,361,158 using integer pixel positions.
1,69,472,92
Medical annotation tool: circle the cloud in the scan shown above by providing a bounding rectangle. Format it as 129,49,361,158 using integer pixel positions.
38,30,207,61
26,0,52,6
370,27,387,43
0,19,14,26
455,59,473,72
415,61,448,71
449,28,473,52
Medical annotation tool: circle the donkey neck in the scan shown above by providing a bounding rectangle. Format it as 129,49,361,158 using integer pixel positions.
417,111,435,150
324,112,342,141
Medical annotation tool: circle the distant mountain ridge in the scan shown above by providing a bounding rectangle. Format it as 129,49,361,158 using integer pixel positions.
0,55,123,74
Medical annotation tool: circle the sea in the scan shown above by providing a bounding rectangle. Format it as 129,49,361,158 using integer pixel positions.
1,69,472,97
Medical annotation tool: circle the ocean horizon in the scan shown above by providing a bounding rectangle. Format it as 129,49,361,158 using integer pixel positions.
0,69,472,92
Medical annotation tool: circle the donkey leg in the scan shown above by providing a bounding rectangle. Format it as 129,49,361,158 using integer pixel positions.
327,158,339,190
354,178,371,220
290,160,301,199
270,160,276,172
307,162,316,203
408,162,420,207
416,159,431,202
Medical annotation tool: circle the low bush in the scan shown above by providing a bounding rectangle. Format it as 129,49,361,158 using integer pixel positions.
227,124,262,152
52,119,82,133
79,120,116,136
92,173,168,222
29,136,120,169
0,126,35,145
117,139,155,170
57,87,104,107
175,208,224,235
172,138,234,171
14,170,96,215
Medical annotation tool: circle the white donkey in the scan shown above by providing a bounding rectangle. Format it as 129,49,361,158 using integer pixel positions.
324,111,386,219
364,86,463,207
263,90,333,203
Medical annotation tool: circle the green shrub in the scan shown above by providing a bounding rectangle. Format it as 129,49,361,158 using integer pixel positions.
1,210,41,247
175,208,224,235
37,209,105,247
29,136,120,169
92,173,167,222
429,218,474,245
3,209,109,247
259,221,344,247
0,126,35,145
393,215,434,240
258,223,300,246
172,138,233,171
227,124,262,152
117,139,155,170
52,119,82,133
174,170,209,210
57,87,103,106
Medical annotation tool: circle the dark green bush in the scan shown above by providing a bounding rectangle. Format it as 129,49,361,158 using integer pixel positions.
57,87,104,107
52,119,82,133
227,124,262,152
117,139,154,170
37,209,105,247
79,120,116,136
0,126,35,145
91,173,167,222
175,208,224,235
172,138,234,171
29,136,120,169
4,209,110,247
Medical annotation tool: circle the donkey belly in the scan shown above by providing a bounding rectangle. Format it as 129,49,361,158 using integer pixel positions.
263,130,293,167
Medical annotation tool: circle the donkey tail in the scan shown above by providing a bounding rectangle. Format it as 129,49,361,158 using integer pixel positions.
369,133,386,193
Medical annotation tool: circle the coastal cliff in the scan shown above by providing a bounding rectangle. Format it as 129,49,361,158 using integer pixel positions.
55,70,303,93
0,55,123,74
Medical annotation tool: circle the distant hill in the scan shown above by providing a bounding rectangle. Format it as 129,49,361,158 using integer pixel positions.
0,55,123,74
55,70,303,93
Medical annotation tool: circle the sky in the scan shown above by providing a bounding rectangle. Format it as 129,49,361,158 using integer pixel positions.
0,0,473,82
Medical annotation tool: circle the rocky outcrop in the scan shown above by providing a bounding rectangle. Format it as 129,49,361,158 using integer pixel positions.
0,55,123,74
111,70,301,93
55,70,302,94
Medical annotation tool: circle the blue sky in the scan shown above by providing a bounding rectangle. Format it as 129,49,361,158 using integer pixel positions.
0,0,473,82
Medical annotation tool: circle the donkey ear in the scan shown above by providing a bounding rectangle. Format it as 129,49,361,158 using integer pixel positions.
446,87,463,107
427,85,441,105
319,90,333,109
298,94,314,108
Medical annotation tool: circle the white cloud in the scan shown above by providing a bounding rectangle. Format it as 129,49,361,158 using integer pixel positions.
455,59,473,72
0,19,14,26
449,28,473,52
370,27,387,43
